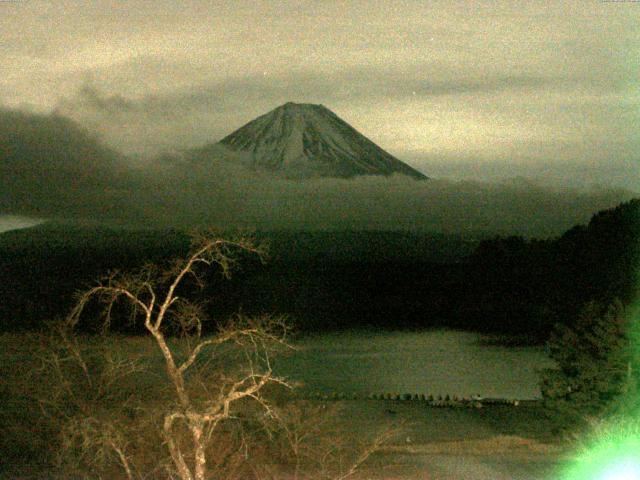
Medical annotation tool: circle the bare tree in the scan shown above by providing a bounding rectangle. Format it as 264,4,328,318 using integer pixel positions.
38,233,395,480
56,234,292,480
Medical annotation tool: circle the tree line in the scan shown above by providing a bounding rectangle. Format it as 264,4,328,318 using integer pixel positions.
0,199,637,343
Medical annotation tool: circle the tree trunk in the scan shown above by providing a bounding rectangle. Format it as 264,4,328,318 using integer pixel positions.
192,421,207,480
164,415,194,480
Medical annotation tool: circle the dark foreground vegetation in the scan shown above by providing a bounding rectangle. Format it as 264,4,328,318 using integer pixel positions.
1,235,396,479
0,199,638,478
1,199,638,343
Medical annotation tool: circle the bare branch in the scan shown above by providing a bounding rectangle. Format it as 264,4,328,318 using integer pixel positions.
43,232,396,480
333,426,400,480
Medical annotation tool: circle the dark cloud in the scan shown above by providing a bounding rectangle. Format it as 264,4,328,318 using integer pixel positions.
3,0,637,194
0,108,134,220
75,85,139,114
2,107,634,238
428,75,562,96
61,67,565,118
50,67,639,191
53,67,571,158
147,157,634,238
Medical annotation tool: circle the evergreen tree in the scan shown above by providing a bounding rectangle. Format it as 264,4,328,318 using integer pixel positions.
540,299,639,430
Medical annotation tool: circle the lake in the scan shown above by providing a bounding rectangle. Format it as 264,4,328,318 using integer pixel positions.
275,330,555,400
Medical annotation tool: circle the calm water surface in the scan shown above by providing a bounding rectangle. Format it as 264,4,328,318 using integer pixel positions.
275,330,555,400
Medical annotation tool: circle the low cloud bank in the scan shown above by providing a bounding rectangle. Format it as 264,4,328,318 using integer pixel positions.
146,162,635,237
1,108,635,238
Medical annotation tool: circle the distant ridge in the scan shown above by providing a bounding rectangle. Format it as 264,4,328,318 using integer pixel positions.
217,102,427,179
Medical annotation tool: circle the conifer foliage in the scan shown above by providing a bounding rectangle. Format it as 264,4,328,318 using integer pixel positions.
540,300,639,429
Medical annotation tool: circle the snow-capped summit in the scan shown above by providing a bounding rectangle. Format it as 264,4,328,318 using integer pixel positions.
216,102,428,179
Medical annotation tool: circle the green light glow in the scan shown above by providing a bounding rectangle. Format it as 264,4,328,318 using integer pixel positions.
561,433,640,480
561,298,640,479
560,299,640,480
561,198,640,480
597,461,640,480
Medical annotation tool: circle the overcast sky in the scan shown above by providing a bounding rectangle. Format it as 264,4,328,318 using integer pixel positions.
1,0,638,190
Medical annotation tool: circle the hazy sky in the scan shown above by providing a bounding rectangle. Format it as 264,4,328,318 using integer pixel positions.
2,0,638,189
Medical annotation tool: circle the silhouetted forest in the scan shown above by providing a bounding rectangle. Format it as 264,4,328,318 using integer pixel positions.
461,198,639,339
0,199,638,342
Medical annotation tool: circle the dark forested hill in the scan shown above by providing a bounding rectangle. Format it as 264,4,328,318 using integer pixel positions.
0,199,637,339
457,198,640,339
0,224,190,330
0,226,474,331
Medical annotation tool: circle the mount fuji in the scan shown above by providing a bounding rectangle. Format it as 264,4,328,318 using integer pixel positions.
208,102,427,180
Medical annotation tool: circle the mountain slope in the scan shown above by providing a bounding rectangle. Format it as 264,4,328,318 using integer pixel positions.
216,102,427,179
0,108,129,217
